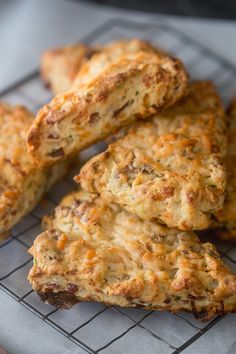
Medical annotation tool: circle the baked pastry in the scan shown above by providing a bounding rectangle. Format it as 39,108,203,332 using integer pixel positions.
77,81,227,231
0,103,70,237
41,44,96,94
28,190,236,321
211,98,236,241
41,39,165,94
27,51,188,166
73,38,166,86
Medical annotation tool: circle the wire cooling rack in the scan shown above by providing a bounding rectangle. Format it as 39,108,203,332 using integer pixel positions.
0,18,236,354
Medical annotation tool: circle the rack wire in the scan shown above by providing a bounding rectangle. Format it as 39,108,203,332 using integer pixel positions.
0,18,236,354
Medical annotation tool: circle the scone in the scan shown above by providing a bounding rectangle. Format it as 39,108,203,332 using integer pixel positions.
212,98,236,240
41,39,165,94
28,190,236,321
0,103,70,237
41,44,97,94
27,51,188,166
77,81,227,231
73,38,166,86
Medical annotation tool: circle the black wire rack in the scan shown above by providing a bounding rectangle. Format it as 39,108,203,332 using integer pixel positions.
0,18,236,354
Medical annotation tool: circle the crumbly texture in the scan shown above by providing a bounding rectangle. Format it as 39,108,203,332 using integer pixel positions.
41,44,97,94
0,103,70,236
77,82,227,231
27,51,188,166
73,38,166,86
28,190,236,321
211,98,236,240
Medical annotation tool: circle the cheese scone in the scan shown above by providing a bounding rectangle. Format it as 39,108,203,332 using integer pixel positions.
28,190,236,321
41,39,163,94
0,103,70,236
77,82,227,231
73,38,166,86
212,98,236,241
41,44,97,94
27,51,188,166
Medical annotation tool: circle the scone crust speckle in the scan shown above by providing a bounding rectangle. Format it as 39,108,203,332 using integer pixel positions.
28,190,236,321
77,81,227,231
27,51,188,166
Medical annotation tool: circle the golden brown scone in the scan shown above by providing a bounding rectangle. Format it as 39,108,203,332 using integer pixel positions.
41,39,165,94
28,190,236,321
73,38,166,86
77,82,227,231
211,98,236,241
27,51,188,166
41,44,97,94
0,103,70,237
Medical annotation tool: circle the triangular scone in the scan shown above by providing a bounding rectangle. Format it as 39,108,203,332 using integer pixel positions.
41,44,97,94
28,190,236,321
27,51,188,166
212,98,236,241
0,103,70,237
77,82,227,231
73,38,166,86
41,39,166,95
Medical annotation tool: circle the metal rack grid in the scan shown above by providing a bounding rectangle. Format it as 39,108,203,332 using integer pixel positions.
0,18,236,354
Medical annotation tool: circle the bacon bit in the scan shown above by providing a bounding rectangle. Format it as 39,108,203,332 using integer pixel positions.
142,74,152,88
49,147,65,158
163,297,171,304
186,191,196,203
89,112,100,124
57,233,68,250
68,284,78,293
46,283,60,290
161,186,174,198
113,100,132,118
47,133,59,140
195,310,209,320
46,110,65,125
151,187,174,201
86,249,96,259
96,90,109,102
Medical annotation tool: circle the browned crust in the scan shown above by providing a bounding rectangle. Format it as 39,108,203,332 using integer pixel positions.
38,291,79,309
38,290,233,321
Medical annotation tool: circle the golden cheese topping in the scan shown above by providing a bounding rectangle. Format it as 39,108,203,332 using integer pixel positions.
0,103,70,236
212,98,236,240
77,81,227,231
27,51,188,166
41,44,97,94
28,190,236,321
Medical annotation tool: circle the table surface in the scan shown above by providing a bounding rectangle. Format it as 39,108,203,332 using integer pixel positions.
0,1,236,353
